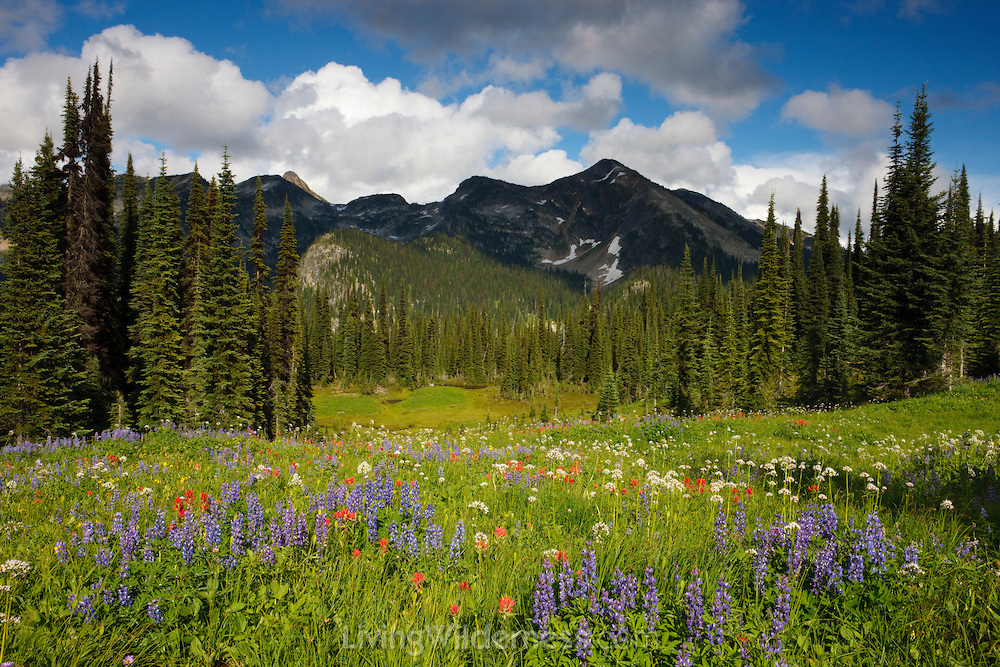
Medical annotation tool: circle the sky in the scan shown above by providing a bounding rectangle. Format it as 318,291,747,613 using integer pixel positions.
0,0,998,234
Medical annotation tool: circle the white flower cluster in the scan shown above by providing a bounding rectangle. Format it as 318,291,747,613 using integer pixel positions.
0,559,31,577
591,522,610,543
468,501,490,514
357,461,373,477
289,473,305,489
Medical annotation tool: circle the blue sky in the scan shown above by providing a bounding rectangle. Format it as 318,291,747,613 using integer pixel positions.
1,0,997,232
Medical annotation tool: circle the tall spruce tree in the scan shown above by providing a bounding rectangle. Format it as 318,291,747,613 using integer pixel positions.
0,151,91,440
271,198,311,431
129,159,186,426
64,62,120,411
188,147,255,426
862,87,946,397
745,195,788,408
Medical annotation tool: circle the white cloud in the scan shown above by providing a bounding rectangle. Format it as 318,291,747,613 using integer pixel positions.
82,26,272,154
782,86,894,138
257,63,624,202
277,0,774,118
0,0,61,53
581,112,736,193
485,150,583,186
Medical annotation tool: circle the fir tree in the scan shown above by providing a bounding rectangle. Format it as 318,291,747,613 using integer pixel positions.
188,147,255,426
745,195,788,408
862,87,946,397
0,152,91,440
129,158,186,426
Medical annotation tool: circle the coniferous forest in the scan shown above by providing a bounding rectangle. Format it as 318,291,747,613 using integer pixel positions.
1,69,998,443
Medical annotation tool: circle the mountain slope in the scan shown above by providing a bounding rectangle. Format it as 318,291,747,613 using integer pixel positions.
118,159,763,284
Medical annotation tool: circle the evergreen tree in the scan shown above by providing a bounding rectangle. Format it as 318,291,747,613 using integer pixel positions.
0,152,91,440
938,166,975,386
269,198,311,431
117,154,140,345
593,368,619,421
188,147,256,426
745,195,788,408
129,158,186,426
673,246,703,411
861,87,946,397
64,62,120,409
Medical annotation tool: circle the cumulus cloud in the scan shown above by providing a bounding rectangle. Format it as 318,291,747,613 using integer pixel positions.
82,26,272,154
0,25,629,203
275,0,774,118
577,109,891,239
0,0,61,53
261,63,620,202
580,111,736,193
782,86,894,138
485,150,583,186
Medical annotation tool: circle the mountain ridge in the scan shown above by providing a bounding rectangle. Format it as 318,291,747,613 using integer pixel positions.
127,158,765,283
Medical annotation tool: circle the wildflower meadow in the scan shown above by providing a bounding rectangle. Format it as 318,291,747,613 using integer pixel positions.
1,379,999,666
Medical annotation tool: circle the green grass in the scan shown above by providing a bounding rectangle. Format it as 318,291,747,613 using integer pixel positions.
312,382,599,431
399,386,467,411
2,379,999,666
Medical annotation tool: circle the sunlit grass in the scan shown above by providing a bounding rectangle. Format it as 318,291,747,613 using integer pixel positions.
0,379,997,666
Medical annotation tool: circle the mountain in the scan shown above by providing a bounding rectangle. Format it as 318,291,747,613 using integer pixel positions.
134,159,765,284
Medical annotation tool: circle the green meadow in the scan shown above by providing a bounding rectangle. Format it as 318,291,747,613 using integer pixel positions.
1,379,999,666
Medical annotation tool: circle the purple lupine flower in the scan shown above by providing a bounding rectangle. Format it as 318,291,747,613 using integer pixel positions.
404,521,419,559
71,531,85,558
762,574,791,661
315,512,330,555
71,593,98,624
120,522,140,564
732,502,747,541
532,558,557,642
956,538,980,560
247,493,265,547
181,522,196,566
117,585,132,608
112,512,123,536
293,514,310,547
558,560,576,607
365,505,379,544
95,546,114,568
810,539,844,595
707,574,732,648
713,506,728,553
642,567,660,633
423,521,444,554
260,544,275,565
448,520,465,562
282,504,297,546
576,616,593,665
153,509,166,540
675,641,694,667
752,545,770,596
389,520,403,551
602,585,629,645
231,512,245,557
683,570,705,641
579,543,599,613
147,598,164,624
55,540,69,564
862,511,889,575
204,512,222,548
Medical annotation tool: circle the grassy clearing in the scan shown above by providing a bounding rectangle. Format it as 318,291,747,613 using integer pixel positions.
313,383,599,431
1,379,998,666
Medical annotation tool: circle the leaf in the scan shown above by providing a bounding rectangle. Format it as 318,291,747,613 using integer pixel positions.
271,581,289,600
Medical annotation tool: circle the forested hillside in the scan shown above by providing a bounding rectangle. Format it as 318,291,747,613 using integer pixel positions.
0,68,997,443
